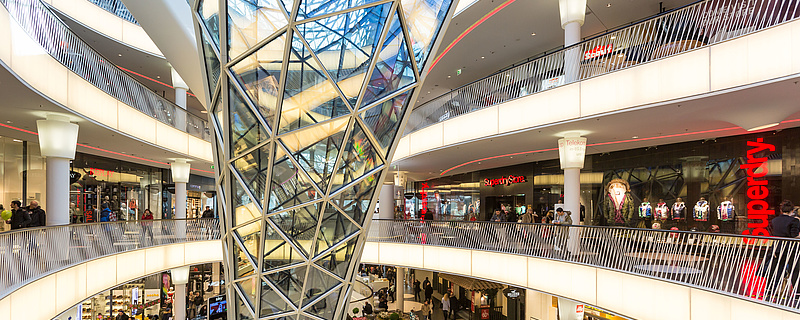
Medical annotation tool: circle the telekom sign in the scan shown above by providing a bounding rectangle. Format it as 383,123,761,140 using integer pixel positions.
741,138,776,238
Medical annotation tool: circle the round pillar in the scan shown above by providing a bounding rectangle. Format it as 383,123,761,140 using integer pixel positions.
36,114,79,226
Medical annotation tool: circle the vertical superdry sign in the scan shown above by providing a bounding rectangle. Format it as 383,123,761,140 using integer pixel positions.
741,138,776,238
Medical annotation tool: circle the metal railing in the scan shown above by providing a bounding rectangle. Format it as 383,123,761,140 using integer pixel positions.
0,0,210,141
0,218,220,300
86,0,137,24
368,220,800,313
405,0,800,135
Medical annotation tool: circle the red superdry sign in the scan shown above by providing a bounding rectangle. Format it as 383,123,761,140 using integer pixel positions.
483,175,527,187
584,44,613,60
741,138,775,240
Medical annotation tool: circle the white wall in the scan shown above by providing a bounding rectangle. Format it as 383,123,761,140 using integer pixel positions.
361,241,800,320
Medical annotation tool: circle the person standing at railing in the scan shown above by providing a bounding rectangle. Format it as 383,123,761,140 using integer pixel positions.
141,209,154,245
7,200,31,230
763,200,800,299
553,208,572,253
27,200,46,228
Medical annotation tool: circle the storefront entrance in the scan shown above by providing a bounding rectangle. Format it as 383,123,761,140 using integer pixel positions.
485,195,526,218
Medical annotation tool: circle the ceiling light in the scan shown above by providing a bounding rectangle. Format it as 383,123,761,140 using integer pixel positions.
747,123,780,131
632,136,639,139
481,56,485,59
606,3,611,7
447,75,451,78
157,75,161,79
118,53,122,56
200,110,208,114
5,120,11,124
531,33,536,36
12,139,22,142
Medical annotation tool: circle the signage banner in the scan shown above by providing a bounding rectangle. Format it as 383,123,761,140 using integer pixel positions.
484,175,527,187
741,137,775,240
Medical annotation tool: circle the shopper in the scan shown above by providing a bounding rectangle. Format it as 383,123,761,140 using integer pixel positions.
201,206,214,218
424,280,434,302
519,209,534,224
7,200,31,230
100,203,113,222
553,208,572,225
27,200,46,227
191,291,204,318
420,299,432,320
490,210,505,222
363,301,373,315
764,200,800,294
115,310,130,320
441,292,451,320
413,278,422,302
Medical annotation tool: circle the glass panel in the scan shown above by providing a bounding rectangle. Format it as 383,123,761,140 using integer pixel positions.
266,265,307,307
303,267,341,307
213,98,225,136
202,32,221,95
307,287,342,319
295,3,391,105
233,239,256,278
237,277,260,308
279,118,348,191
330,173,378,225
296,0,383,20
235,288,256,320
331,121,383,192
199,0,221,47
260,278,292,316
268,146,320,211
314,236,357,279
233,143,271,206
359,90,409,153
402,0,452,70
235,220,262,261
231,33,286,130
230,85,268,157
278,33,350,134
269,202,320,257
228,0,289,61
263,223,304,271
314,205,358,256
360,12,415,108
232,177,260,226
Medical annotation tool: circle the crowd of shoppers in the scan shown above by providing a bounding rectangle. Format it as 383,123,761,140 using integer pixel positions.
2,200,47,231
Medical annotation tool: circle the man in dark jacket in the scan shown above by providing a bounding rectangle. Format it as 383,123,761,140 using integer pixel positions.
7,200,31,230
766,200,800,291
201,206,215,218
27,200,46,227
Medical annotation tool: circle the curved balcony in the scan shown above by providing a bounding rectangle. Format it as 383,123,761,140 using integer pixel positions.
0,0,212,157
364,220,800,320
0,219,221,319
405,0,800,136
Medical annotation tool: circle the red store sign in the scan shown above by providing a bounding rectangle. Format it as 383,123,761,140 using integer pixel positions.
584,44,613,60
483,175,527,187
741,138,775,240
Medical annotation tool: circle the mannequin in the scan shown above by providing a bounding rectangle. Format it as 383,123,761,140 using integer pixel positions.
602,179,635,226
694,197,710,221
655,199,670,221
638,198,653,218
717,197,735,221
672,198,686,220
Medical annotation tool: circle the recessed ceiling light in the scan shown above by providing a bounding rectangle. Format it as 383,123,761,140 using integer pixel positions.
531,33,536,36
447,75,451,78
12,139,22,143
5,120,11,124
606,3,612,7
118,53,122,56
632,136,639,139
427,91,431,94
156,75,161,79
481,56,485,59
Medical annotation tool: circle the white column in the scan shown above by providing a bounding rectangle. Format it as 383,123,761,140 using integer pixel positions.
379,183,395,220
176,182,187,219
559,0,586,82
172,67,188,132
172,160,190,240
558,133,587,254
212,262,221,295
396,267,405,313
175,283,187,320
36,114,79,226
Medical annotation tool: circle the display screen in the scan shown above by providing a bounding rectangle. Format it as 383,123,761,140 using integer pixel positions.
208,295,227,320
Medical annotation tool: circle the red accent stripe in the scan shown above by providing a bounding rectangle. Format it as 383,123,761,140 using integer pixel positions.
430,0,517,70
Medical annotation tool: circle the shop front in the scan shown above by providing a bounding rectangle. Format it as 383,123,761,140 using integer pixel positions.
409,128,800,235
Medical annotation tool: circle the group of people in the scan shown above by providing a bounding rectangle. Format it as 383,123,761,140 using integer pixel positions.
489,203,572,226
2,200,46,231
411,278,458,320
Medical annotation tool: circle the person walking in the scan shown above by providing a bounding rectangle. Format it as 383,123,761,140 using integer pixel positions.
7,200,31,230
420,299,432,320
27,200,46,227
441,292,451,320
424,279,434,303
413,278,422,302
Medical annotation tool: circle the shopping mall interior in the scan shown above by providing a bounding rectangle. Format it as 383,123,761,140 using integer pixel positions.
1,0,800,319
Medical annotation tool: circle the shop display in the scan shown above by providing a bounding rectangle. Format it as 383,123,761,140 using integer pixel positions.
717,198,735,221
694,197,710,221
654,199,670,221
602,179,635,226
672,198,686,220
638,199,653,218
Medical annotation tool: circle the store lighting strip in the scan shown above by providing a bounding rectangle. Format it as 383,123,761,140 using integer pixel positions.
439,125,772,176
429,0,516,70
0,122,214,174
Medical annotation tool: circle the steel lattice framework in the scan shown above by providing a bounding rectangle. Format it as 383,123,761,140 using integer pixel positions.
189,0,454,318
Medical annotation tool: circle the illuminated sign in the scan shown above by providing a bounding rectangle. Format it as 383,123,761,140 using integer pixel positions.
483,175,527,187
584,44,613,60
741,138,775,239
541,75,564,90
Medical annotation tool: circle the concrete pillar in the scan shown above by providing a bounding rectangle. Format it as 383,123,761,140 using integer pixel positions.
172,67,188,132
212,262,221,295
176,182,187,219
396,267,405,313
563,21,582,82
379,183,395,220
558,133,587,254
175,283,187,320
45,157,71,226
